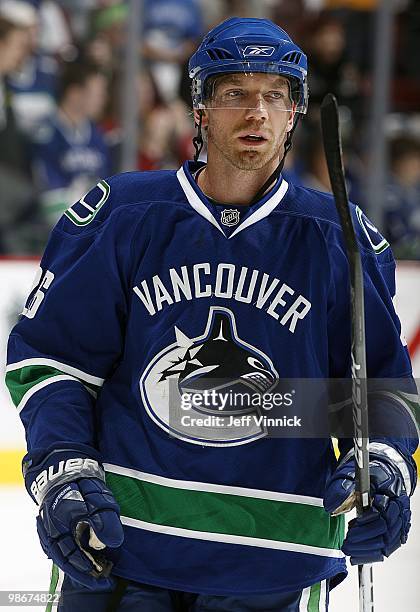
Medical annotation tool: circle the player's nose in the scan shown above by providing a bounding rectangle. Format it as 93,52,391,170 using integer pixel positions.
244,96,269,120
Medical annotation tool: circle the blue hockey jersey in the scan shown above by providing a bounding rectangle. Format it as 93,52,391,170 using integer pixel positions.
8,54,58,134
6,161,419,595
30,111,110,224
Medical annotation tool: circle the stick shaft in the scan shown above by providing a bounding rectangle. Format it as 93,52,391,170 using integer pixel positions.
321,93,374,612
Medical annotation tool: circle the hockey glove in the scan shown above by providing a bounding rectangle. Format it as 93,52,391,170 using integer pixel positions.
24,449,124,589
324,443,415,565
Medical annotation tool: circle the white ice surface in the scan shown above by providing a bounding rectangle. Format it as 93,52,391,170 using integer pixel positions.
1,485,419,611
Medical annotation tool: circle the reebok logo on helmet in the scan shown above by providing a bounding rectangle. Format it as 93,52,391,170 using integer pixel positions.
242,45,276,57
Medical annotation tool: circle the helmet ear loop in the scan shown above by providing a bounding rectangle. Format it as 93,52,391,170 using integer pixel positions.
193,110,204,162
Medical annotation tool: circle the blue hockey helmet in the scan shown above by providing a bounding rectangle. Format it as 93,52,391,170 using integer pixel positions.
189,17,308,114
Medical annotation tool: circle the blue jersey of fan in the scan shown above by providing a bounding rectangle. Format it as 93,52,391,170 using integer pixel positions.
31,113,110,188
30,112,110,223
7,54,58,133
6,161,418,595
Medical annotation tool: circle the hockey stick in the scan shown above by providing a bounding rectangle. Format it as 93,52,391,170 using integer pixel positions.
320,93,374,612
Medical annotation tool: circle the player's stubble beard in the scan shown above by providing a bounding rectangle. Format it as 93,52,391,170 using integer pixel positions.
206,112,288,172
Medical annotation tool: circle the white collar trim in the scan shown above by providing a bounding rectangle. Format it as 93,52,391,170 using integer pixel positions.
229,178,289,238
176,166,224,235
176,166,289,238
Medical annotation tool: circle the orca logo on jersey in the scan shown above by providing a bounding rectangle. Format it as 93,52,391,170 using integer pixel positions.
140,307,279,446
64,180,110,226
221,209,240,226
176,311,276,400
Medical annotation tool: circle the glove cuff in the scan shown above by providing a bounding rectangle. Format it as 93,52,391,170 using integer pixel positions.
23,447,105,505
338,442,414,495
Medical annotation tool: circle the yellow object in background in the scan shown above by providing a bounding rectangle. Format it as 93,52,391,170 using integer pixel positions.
0,447,419,486
326,0,378,9
1,449,24,484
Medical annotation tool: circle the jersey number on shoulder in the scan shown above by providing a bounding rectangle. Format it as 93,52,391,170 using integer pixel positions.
22,267,55,319
64,180,110,227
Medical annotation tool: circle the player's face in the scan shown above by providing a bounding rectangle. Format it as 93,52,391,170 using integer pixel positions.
202,73,296,172
0,28,28,73
84,74,108,120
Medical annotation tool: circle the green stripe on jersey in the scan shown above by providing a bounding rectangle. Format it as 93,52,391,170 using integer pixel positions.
308,580,321,612
5,364,100,407
105,471,344,552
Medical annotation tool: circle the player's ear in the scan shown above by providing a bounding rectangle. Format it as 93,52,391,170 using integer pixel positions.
194,108,208,129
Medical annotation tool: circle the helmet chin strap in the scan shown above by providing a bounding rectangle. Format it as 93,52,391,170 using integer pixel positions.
193,110,204,162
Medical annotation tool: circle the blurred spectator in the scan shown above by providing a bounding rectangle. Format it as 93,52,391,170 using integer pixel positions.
322,1,376,84
305,13,362,117
0,1,59,133
384,136,420,259
402,0,420,83
30,61,110,227
103,69,194,172
139,98,194,170
284,122,363,206
79,1,129,83
391,0,420,112
0,0,36,21
0,13,35,253
58,0,98,42
198,0,226,30
0,0,417,260
270,0,310,43
143,0,203,101
300,129,331,192
220,0,259,18
6,0,73,55
35,0,72,56
89,2,128,69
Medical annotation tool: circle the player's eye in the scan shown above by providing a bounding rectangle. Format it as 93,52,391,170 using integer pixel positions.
224,90,244,98
266,91,285,100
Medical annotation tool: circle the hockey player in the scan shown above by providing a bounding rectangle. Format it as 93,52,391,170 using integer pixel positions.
6,17,418,612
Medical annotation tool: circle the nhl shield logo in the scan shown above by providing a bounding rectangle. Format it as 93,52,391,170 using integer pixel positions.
221,209,240,227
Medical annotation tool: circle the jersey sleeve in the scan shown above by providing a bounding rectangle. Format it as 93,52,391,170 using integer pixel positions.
325,205,419,488
5,179,139,466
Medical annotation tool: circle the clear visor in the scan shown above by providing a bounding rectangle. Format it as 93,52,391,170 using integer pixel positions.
202,95,294,112
196,70,304,113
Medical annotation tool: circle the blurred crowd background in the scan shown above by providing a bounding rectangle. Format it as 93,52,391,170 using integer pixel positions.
0,0,419,258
